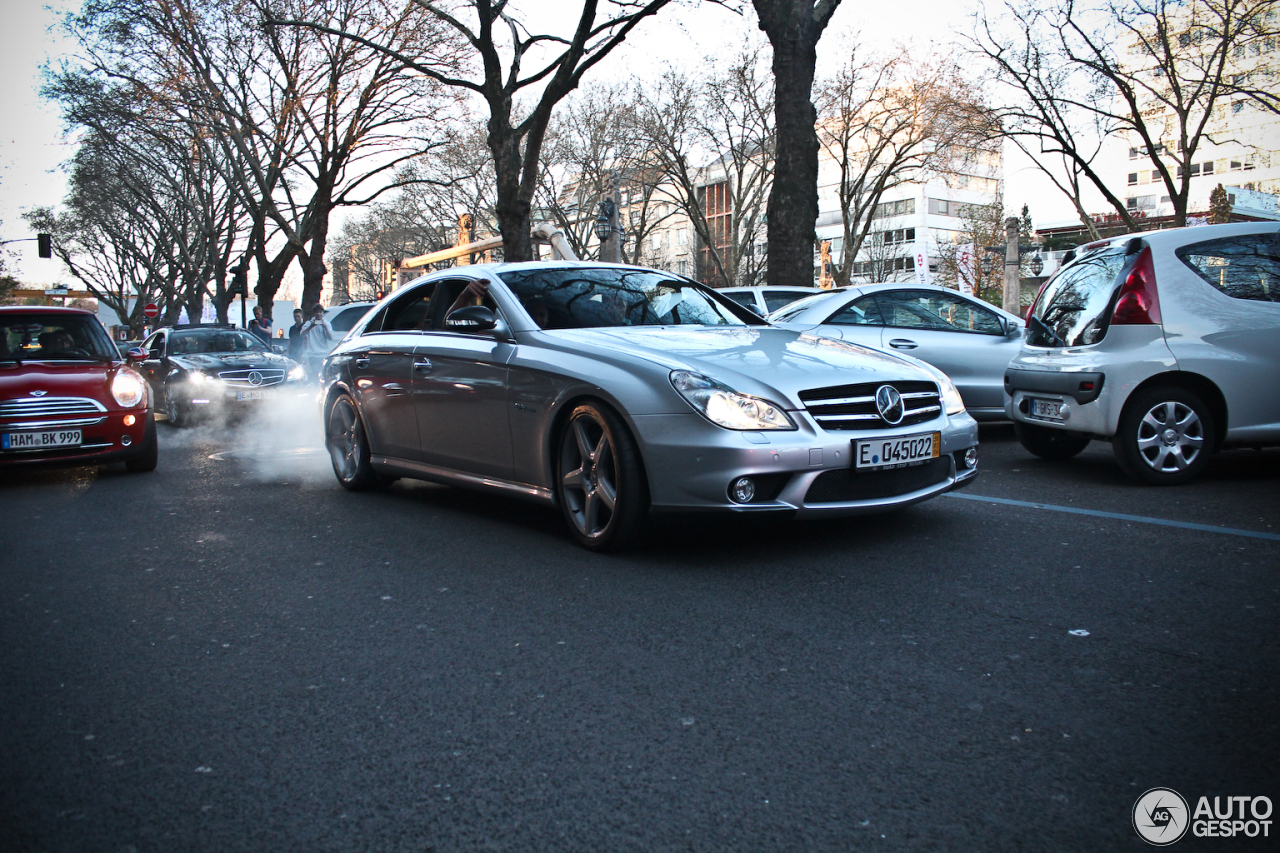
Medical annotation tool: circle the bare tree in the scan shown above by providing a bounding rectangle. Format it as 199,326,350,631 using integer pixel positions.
816,45,996,287
971,0,1279,230
272,0,676,263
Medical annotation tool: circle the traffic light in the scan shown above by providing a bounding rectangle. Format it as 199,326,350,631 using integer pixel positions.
37,233,52,258
375,290,387,301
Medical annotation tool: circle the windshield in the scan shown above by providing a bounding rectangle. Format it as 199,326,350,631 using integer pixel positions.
499,268,760,330
170,329,269,355
1026,250,1127,347
0,313,118,361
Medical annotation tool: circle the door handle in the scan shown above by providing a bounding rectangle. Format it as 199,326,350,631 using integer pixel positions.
888,339,918,350
354,356,371,369
413,358,432,372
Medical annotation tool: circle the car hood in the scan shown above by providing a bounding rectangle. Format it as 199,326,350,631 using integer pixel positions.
546,326,933,408
0,360,119,403
171,352,293,370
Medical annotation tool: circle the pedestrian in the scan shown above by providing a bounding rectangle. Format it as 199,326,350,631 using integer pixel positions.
247,305,273,345
300,304,333,382
287,308,305,361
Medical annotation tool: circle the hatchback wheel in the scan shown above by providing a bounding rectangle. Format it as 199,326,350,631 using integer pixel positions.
556,403,648,551
326,394,383,490
1014,421,1091,461
124,412,158,473
1113,387,1214,485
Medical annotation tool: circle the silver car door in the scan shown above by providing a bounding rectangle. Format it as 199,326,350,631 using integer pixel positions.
412,280,515,479
345,286,435,461
874,289,1015,414
816,293,884,349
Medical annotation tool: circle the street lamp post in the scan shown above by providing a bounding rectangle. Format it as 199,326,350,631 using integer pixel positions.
595,172,624,263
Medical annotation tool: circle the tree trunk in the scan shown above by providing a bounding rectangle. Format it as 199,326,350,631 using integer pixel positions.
490,125,533,262
753,1,841,287
300,208,331,311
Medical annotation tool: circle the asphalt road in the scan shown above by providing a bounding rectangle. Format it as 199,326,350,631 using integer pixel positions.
2,405,1278,852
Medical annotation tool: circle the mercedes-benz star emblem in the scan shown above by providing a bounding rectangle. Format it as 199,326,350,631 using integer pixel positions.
248,371,264,387
875,384,904,424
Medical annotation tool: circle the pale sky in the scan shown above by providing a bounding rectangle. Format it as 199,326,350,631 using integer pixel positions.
0,0,1065,283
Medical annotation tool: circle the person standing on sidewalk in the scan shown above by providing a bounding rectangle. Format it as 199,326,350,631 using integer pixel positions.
287,308,305,361
300,304,333,382
247,305,273,346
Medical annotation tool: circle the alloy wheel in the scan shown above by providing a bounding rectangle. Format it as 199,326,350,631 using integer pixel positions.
558,412,618,540
1135,400,1205,473
328,398,361,482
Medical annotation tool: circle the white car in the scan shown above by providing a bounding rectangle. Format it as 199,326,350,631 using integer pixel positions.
1005,222,1280,484
324,301,378,337
718,286,823,316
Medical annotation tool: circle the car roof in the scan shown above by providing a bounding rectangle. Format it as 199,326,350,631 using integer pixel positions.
720,285,823,293
1074,221,1280,256
0,305,95,316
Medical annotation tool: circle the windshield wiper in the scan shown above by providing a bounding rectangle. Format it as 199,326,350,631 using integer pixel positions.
1027,314,1067,347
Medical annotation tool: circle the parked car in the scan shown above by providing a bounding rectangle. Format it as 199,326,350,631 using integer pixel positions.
321,262,980,551
137,324,306,426
324,301,378,338
1005,222,1280,484
770,283,1025,421
0,306,156,471
719,285,824,316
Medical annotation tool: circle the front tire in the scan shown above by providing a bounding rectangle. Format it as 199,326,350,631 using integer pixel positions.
326,394,382,491
164,387,187,427
1113,386,1214,485
124,413,158,472
555,402,648,551
1014,421,1091,460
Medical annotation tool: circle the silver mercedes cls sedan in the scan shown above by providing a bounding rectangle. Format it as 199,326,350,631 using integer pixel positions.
320,262,980,550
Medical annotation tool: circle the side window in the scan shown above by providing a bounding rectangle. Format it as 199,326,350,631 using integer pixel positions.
147,334,165,359
331,306,370,333
381,282,438,331
874,291,953,331
1177,234,1280,303
723,292,755,308
828,296,884,326
764,291,813,313
925,293,1004,335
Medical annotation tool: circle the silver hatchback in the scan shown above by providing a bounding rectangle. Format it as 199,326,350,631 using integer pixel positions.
1005,222,1280,484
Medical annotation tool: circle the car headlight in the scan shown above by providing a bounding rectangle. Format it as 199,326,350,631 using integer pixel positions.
111,370,146,408
189,370,221,386
287,365,305,381
671,370,796,430
918,363,965,415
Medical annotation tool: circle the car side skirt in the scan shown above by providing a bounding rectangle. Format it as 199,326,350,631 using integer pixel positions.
371,455,554,505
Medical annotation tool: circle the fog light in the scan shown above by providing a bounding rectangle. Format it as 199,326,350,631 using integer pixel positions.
729,477,756,503
964,447,978,469
123,414,136,426
121,435,133,447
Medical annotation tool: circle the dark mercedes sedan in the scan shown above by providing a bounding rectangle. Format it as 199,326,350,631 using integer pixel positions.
138,325,306,426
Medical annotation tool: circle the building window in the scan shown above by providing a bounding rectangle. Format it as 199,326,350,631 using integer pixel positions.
1128,173,1139,185
871,198,916,220
698,182,732,287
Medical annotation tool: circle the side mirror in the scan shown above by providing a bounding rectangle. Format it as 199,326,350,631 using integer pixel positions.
444,305,498,332
126,347,148,363
1000,317,1021,336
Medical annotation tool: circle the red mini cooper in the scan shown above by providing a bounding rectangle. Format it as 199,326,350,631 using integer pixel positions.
0,306,157,471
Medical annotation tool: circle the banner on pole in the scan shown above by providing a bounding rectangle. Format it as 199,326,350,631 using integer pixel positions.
915,246,931,286
957,243,976,295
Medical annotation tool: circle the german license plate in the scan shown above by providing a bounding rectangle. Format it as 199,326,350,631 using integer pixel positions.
1030,398,1064,420
236,390,269,401
2,429,82,450
854,432,940,469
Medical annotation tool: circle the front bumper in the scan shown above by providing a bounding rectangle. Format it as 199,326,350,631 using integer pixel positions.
632,410,979,517
179,381,310,413
0,408,152,467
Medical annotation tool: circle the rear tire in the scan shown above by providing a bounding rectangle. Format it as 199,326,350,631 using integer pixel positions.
1112,386,1213,485
555,402,648,551
124,413,158,472
326,394,383,491
1014,421,1091,460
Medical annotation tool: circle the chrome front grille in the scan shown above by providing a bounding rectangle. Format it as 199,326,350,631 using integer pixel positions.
799,381,941,430
217,368,285,388
0,397,107,420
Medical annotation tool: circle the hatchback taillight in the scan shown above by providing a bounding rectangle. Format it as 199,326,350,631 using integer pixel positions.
1111,246,1161,326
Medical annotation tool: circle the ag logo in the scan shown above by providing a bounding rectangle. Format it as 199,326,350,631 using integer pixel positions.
874,384,904,424
1134,787,1190,845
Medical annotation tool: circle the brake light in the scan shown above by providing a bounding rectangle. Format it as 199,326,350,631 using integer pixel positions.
1111,246,1161,326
